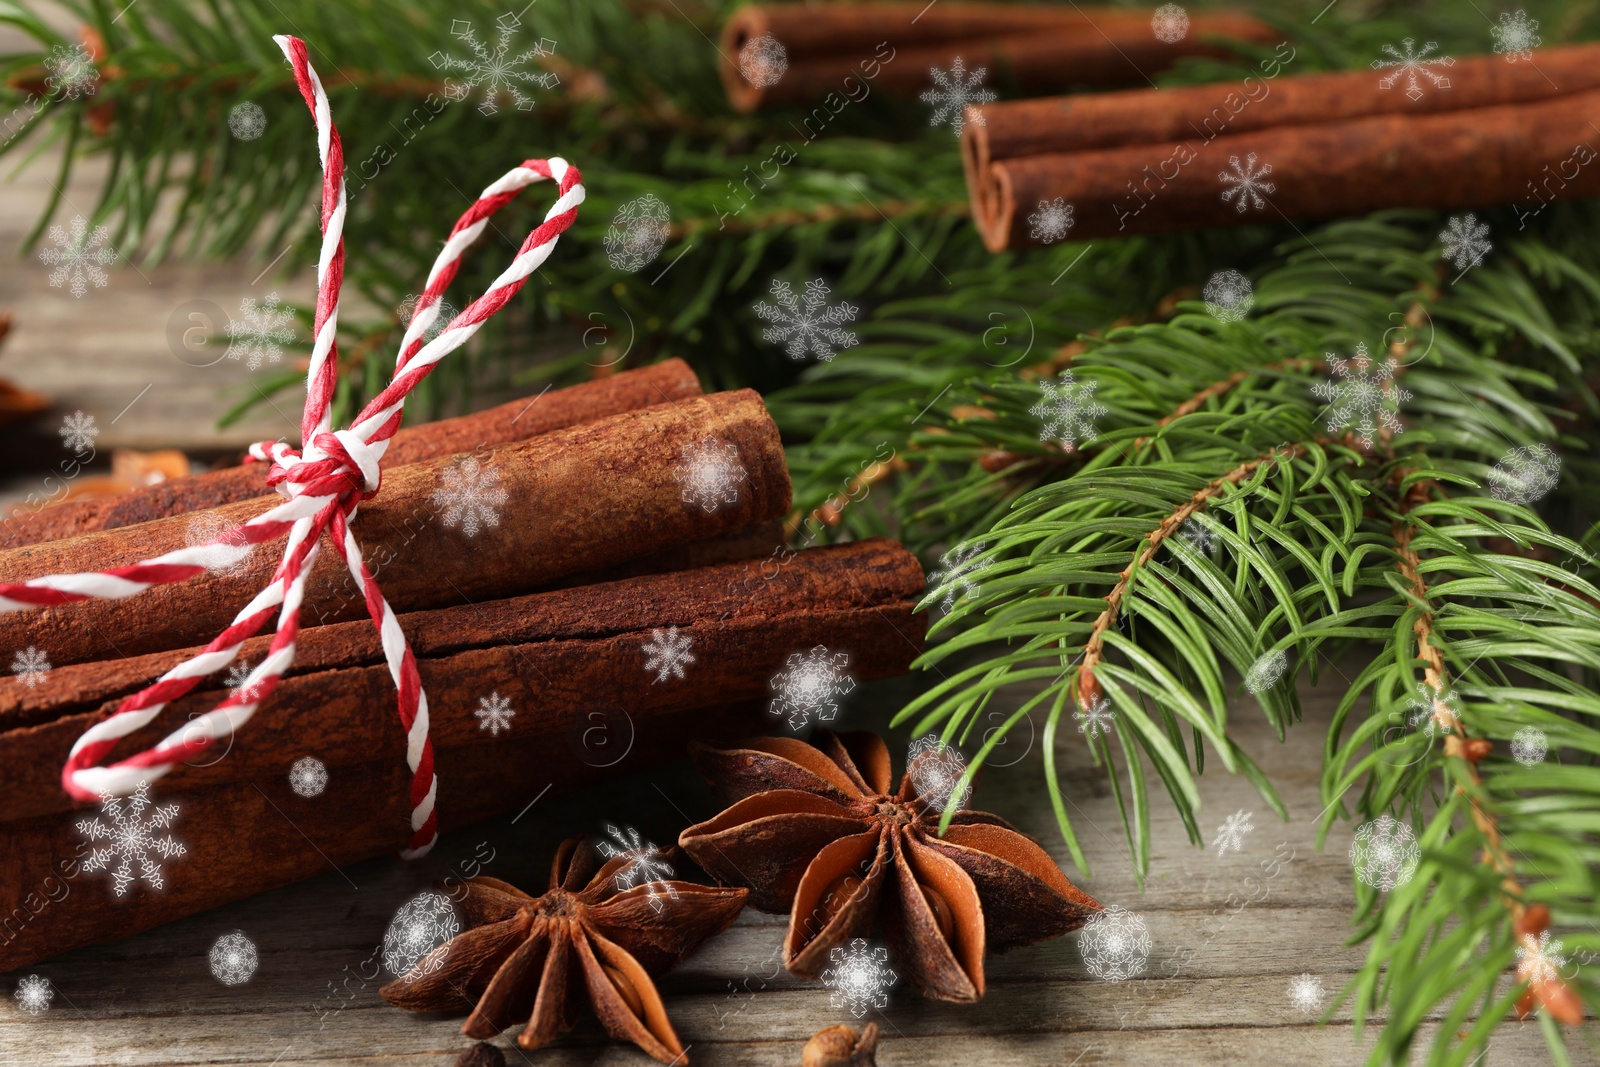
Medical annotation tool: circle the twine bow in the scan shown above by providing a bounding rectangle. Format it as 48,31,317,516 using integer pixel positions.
0,35,584,858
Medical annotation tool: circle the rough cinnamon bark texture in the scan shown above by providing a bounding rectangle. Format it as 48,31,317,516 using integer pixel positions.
0,539,927,971
0,390,789,667
719,3,1275,111
974,88,1600,248
0,360,702,549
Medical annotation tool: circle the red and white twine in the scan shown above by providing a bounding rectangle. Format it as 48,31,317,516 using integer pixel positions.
0,35,584,859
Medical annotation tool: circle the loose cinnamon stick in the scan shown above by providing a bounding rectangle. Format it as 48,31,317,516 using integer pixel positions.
0,390,789,667
720,3,1276,112
0,539,927,970
974,87,1600,248
0,359,702,548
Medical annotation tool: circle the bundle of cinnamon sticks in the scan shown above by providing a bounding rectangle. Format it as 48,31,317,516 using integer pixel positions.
0,363,928,970
963,43,1600,249
719,2,1275,112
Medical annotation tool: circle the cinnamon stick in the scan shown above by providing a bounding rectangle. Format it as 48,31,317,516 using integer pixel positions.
0,539,927,970
720,3,1276,112
0,390,789,667
973,86,1600,248
0,359,702,548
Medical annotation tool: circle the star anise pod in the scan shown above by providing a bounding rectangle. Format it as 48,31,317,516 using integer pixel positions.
678,730,1101,1002
380,836,747,1063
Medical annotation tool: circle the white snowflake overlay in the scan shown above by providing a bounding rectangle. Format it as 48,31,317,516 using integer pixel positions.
1177,516,1216,558
431,455,509,536
40,215,117,298
224,660,262,703
59,409,99,453
1028,198,1075,244
1287,972,1326,1014
209,930,259,985
1246,649,1288,694
822,938,898,1017
754,278,860,363
227,101,267,141
770,645,856,730
1151,4,1190,44
1406,680,1460,742
1311,343,1412,449
10,645,50,688
920,57,996,138
675,435,748,512
907,735,972,812
13,974,53,1014
1219,153,1276,214
927,542,985,613
288,756,329,798
738,32,788,88
475,691,516,736
1439,214,1491,273
1492,11,1541,63
1350,813,1420,892
430,13,558,116
185,513,254,576
44,43,98,100
642,626,695,683
225,292,296,370
397,293,461,345
1213,809,1254,856
383,891,460,980
1203,269,1254,323
1487,443,1560,505
604,193,671,273
596,824,680,913
76,781,187,895
1372,39,1454,101
1029,370,1106,453
1510,726,1548,767
1516,930,1568,985
1080,905,1152,981
1075,695,1115,740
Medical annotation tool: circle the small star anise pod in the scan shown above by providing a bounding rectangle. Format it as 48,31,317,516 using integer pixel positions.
380,836,747,1063
679,730,1101,1002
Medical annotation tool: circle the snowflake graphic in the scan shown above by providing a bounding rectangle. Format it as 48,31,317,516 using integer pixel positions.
185,513,254,576
1075,695,1115,740
223,660,265,704
1219,152,1276,214
920,57,996,138
1405,681,1458,741
1492,10,1541,63
430,13,558,116
1028,197,1075,244
288,756,329,798
227,101,266,141
1372,39,1454,101
675,435,748,513
1151,4,1190,43
474,691,516,736
432,455,509,537
596,824,680,913
1311,343,1411,449
58,409,99,453
754,278,860,363
642,626,695,683
397,293,460,346
1203,269,1254,323
382,891,460,980
1487,443,1560,505
10,645,50,688
1287,972,1325,1014
907,735,972,813
737,32,788,88
604,193,671,273
1516,930,1568,985
1439,214,1491,273
1177,516,1216,558
1213,809,1255,856
1510,726,1548,767
209,931,259,985
1080,905,1151,981
44,43,98,100
13,974,52,1014
1350,813,1420,892
76,781,187,896
39,215,116,298
822,938,898,1017
224,292,296,370
1246,649,1288,694
1029,370,1106,453
927,542,986,613
770,645,855,730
